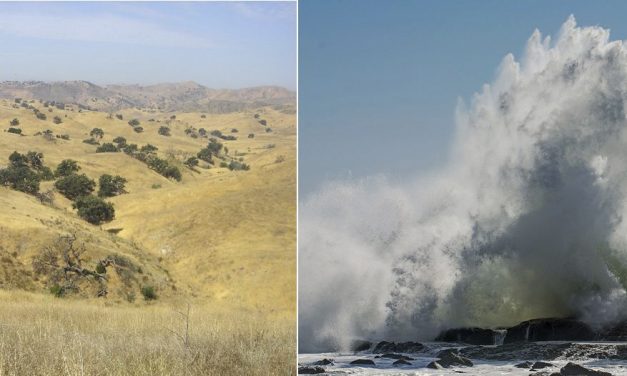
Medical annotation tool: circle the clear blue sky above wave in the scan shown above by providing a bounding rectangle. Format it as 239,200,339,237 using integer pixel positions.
299,0,627,196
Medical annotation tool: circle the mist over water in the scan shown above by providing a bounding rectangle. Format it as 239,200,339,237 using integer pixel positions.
299,16,627,353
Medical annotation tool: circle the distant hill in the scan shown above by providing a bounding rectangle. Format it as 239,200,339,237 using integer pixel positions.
0,80,295,113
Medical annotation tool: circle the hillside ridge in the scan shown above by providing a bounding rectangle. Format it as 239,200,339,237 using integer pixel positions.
0,80,295,113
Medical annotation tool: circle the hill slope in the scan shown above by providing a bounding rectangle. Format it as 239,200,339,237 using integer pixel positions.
0,80,296,114
0,97,295,316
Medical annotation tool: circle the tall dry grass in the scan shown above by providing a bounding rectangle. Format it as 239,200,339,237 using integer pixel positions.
0,291,295,376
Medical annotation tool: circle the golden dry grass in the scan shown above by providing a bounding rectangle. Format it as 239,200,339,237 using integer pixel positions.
0,291,295,376
0,99,296,374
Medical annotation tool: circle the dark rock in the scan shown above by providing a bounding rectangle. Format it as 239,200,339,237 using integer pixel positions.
427,361,444,369
393,359,412,366
436,349,473,368
504,318,595,344
532,361,554,369
600,321,627,341
350,339,372,352
313,358,333,366
298,366,325,374
380,353,415,360
461,342,627,362
373,341,425,353
350,358,376,366
516,361,534,368
559,362,612,376
436,327,501,345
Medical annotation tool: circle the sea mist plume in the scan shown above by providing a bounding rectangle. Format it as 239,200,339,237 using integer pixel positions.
299,16,627,353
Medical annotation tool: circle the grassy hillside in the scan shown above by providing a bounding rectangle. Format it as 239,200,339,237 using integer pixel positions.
0,98,296,374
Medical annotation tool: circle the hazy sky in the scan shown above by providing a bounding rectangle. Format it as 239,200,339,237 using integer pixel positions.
0,2,296,89
299,0,627,196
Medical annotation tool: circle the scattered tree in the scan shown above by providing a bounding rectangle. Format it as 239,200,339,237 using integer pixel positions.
73,195,115,224
158,126,171,136
90,128,104,140
98,174,127,197
95,143,119,153
7,128,22,135
55,159,80,177
128,119,140,127
53,116,62,124
112,136,127,147
9,118,19,126
54,173,95,200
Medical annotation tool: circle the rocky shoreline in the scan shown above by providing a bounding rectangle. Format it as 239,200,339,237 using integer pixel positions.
299,318,627,375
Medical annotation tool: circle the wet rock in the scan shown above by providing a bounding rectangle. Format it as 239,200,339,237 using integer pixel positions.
532,361,554,369
380,353,415,360
436,327,501,345
559,362,612,376
393,359,412,366
504,318,595,344
516,361,534,368
350,358,375,366
427,361,444,369
372,341,425,353
462,342,627,362
298,366,325,374
436,349,473,368
350,339,372,352
313,358,333,366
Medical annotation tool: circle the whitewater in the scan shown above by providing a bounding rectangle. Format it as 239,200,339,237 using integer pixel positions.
299,15,627,356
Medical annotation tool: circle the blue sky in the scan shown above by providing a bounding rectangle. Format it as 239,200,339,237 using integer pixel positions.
0,2,296,89
299,0,627,196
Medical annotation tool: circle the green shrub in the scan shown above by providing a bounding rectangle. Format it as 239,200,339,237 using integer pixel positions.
248,133,255,138
140,144,158,154
82,138,99,145
133,126,144,133
49,284,65,297
115,114,123,120
98,174,127,197
0,165,40,194
9,118,19,126
38,166,55,181
90,128,104,140
158,126,171,136
146,157,181,181
265,127,273,133
55,159,80,177
72,195,115,224
112,136,126,146
258,119,266,126
36,112,47,120
54,173,95,200
95,262,107,274
128,119,140,127
25,151,44,169
196,148,213,163
200,114,206,118
53,116,62,124
231,128,238,133
141,286,157,301
123,144,138,155
95,143,119,153
228,160,250,171
7,127,22,135
185,157,199,168
56,134,70,140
